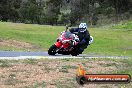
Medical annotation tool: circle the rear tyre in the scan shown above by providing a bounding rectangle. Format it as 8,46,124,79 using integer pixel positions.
71,52,78,56
48,45,57,55
71,50,78,56
70,47,79,56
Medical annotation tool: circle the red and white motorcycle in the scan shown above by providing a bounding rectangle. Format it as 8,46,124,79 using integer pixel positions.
48,30,80,56
48,26,93,56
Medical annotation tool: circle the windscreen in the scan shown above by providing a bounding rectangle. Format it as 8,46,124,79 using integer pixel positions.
63,32,74,39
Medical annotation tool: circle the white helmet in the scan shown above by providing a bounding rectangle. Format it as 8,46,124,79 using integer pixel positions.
79,23,88,32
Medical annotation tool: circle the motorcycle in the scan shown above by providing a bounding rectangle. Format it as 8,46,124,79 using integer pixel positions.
48,30,80,56
48,26,93,56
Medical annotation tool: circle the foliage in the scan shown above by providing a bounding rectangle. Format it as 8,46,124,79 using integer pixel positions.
19,0,46,24
0,0,21,21
0,0,131,25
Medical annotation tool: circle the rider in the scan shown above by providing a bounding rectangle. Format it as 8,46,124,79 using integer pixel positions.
69,23,90,54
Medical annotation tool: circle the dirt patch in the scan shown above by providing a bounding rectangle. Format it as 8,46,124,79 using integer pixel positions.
0,59,131,88
0,39,37,50
84,60,121,74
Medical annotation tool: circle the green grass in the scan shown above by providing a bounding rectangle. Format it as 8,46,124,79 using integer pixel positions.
23,59,38,65
116,58,132,76
0,22,64,51
112,21,132,29
84,27,132,56
0,60,12,67
0,21,132,56
31,81,46,88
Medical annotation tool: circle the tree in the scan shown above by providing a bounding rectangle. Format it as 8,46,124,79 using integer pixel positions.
0,0,131,25
19,0,45,24
68,0,99,25
45,0,62,25
68,0,87,25
0,0,21,21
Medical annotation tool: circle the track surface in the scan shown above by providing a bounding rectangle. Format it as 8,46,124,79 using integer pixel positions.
0,51,129,60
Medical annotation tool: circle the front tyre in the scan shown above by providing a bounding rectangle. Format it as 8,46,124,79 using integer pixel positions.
48,45,57,55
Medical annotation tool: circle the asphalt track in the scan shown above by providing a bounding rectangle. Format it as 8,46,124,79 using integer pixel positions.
0,51,129,60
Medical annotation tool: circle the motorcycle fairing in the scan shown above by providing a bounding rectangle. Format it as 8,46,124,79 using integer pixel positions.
55,41,62,48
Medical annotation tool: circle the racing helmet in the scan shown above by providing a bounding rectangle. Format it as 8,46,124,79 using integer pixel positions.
79,23,88,32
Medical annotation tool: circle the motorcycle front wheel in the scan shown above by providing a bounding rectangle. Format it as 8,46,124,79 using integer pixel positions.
48,45,57,55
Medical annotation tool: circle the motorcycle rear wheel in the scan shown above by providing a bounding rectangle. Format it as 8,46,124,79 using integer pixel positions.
71,53,78,56
48,45,57,55
71,50,79,56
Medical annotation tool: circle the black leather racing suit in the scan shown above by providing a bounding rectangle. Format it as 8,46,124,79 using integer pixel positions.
69,28,90,54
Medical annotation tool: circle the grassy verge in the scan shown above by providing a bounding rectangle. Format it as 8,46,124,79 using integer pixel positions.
0,58,132,88
112,21,132,29
0,21,132,56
